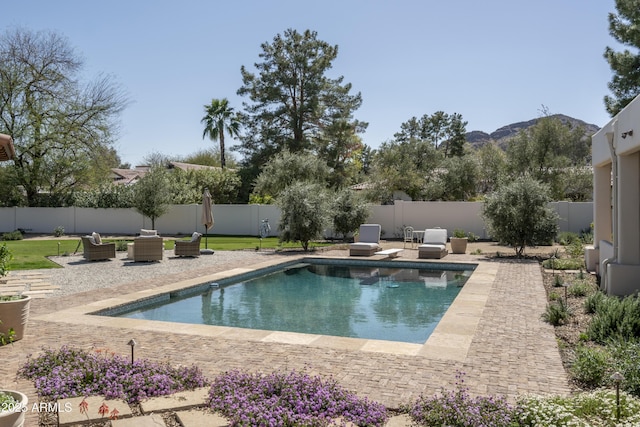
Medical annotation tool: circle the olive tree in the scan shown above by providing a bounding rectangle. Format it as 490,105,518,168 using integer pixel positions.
133,167,171,229
482,175,559,258
331,189,370,241
276,182,330,251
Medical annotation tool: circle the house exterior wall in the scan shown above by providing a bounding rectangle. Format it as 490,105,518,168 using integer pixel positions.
0,201,592,240
590,94,640,295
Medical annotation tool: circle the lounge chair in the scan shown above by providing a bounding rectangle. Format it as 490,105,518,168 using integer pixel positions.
349,224,382,256
132,234,164,262
174,232,202,257
81,233,116,261
418,228,449,259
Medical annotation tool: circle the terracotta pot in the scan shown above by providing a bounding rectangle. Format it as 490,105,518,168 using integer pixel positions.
450,237,468,254
0,296,31,342
0,389,28,427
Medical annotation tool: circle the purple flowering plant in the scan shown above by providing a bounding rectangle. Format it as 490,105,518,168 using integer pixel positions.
18,345,208,404
405,371,520,427
208,368,388,426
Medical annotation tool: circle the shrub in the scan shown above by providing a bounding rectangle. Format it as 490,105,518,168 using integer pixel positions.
584,291,606,314
554,275,564,287
588,295,640,344
566,239,585,259
406,372,517,427
115,240,129,252
557,231,580,246
331,189,370,241
548,291,561,301
0,244,12,277
517,389,640,426
2,230,23,241
568,280,592,297
570,344,610,388
276,182,330,251
542,299,571,326
541,258,585,270
608,339,640,397
53,225,65,237
18,346,208,404
481,175,559,258
208,369,388,426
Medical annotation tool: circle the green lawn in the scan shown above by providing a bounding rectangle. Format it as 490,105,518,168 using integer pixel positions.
1,236,337,271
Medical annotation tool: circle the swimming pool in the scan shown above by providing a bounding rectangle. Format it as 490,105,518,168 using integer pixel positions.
105,259,476,344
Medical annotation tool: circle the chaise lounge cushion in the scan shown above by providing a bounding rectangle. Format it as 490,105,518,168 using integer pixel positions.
418,228,449,259
349,224,382,256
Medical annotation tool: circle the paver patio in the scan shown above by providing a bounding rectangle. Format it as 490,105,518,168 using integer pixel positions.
0,242,571,426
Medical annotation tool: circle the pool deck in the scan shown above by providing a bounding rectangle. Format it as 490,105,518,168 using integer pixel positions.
0,242,571,425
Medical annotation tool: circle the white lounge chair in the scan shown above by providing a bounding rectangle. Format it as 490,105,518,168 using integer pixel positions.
418,228,449,259
349,224,382,256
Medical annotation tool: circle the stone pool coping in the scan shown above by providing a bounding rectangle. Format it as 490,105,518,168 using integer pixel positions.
32,255,490,360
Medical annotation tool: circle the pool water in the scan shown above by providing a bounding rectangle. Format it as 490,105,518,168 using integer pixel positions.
116,262,473,344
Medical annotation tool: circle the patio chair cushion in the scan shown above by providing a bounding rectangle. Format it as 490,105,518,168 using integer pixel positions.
418,228,449,259
140,229,157,236
358,224,381,243
190,231,201,242
92,232,102,244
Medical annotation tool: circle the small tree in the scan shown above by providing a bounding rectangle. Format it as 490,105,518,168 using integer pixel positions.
482,175,559,257
133,167,171,229
331,189,370,241
276,182,329,251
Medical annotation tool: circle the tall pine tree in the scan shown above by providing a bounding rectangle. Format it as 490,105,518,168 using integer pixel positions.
604,0,640,116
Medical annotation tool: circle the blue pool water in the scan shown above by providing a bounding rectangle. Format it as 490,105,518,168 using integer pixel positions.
112,260,475,344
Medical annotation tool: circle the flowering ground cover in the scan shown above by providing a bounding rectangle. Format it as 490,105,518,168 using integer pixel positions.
18,346,207,404
17,345,640,426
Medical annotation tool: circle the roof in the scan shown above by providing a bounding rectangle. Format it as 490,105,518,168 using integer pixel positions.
168,161,221,171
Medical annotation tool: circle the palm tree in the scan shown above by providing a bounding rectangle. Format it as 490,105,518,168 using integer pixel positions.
201,98,241,169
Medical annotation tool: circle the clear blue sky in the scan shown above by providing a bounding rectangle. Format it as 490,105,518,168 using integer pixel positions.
2,0,620,167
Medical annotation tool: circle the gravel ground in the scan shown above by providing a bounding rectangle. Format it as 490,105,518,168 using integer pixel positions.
44,249,281,296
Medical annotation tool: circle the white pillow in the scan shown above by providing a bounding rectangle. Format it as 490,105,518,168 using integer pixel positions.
92,232,102,244
140,229,157,236
86,235,95,244
190,232,200,242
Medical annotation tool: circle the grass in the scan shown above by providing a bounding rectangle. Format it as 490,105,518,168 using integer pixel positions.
2,235,337,271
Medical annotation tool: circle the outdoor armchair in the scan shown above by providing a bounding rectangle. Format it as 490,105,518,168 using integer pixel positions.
174,232,202,257
132,235,164,262
81,234,116,261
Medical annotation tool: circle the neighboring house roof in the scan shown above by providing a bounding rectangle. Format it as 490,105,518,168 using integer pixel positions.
110,162,224,185
110,168,146,185
168,161,221,171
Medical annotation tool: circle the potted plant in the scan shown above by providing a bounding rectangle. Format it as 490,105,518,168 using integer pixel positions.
0,295,31,344
450,229,469,254
0,389,28,427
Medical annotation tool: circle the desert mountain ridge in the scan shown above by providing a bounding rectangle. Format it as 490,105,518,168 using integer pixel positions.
465,114,601,149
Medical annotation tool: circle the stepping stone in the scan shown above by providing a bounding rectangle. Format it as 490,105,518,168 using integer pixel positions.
386,414,413,426
57,395,133,426
23,290,55,296
176,409,229,427
111,413,165,426
30,283,60,289
139,387,209,414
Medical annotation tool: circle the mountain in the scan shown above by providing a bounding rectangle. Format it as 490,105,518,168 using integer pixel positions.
465,114,600,149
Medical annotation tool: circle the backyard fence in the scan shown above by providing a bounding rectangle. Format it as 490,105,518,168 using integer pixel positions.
0,201,593,239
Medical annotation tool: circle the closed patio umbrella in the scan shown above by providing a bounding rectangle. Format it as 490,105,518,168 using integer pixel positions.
201,188,214,254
